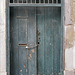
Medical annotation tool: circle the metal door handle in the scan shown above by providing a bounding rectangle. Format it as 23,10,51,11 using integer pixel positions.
18,44,28,46
18,44,29,49
18,43,39,49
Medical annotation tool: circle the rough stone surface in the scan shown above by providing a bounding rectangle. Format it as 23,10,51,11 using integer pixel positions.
64,0,75,74
64,70,75,75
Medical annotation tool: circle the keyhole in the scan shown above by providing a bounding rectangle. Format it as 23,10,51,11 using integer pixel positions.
38,42,40,45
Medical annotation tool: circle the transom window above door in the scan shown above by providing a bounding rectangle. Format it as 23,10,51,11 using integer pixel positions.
10,0,61,4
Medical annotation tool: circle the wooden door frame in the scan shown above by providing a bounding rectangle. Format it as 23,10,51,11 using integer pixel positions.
6,0,65,75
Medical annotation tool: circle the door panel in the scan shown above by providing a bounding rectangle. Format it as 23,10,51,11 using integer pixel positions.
10,7,37,75
53,7,61,75
27,7,37,75
36,7,45,75
10,7,61,75
37,7,61,75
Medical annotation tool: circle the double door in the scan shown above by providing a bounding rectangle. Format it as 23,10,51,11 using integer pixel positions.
10,7,61,75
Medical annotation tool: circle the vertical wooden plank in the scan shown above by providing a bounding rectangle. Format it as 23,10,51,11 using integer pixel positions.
36,7,45,75
17,7,28,75
44,7,54,75
27,7,37,75
53,7,61,75
18,19,28,75
10,7,19,75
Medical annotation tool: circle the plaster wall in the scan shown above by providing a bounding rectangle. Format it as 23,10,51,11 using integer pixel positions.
0,0,7,75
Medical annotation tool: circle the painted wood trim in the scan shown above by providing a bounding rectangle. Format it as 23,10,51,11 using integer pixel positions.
9,3,61,7
60,0,65,74
6,0,10,75
6,0,65,75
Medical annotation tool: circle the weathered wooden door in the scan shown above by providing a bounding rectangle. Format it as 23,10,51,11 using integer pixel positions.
10,7,61,75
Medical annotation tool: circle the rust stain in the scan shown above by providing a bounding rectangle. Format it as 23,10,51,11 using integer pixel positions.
28,57,30,60
28,57,31,60
31,49,34,53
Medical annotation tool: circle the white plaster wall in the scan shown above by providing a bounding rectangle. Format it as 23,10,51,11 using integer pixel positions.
0,0,7,75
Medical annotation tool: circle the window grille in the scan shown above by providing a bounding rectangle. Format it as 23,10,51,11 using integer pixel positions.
10,0,61,3
9,0,61,7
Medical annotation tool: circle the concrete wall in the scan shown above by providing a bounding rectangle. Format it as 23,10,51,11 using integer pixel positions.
0,0,75,75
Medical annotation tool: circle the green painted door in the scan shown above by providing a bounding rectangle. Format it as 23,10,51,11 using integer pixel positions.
10,7,61,75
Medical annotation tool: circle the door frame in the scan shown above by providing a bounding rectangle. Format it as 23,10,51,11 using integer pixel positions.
6,0,65,75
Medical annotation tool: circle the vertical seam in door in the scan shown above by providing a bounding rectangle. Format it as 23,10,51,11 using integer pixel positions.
52,7,54,75
44,7,45,74
35,7,37,75
18,7,19,75
26,7,28,75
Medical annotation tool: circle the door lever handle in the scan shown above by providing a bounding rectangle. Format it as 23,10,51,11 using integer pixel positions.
18,44,29,48
18,44,28,46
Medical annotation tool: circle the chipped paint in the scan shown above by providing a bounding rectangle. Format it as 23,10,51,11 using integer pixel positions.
20,70,22,72
24,65,25,68
29,54,32,58
28,57,30,60
31,49,34,53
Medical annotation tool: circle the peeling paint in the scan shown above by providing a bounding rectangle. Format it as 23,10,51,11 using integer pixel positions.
20,70,22,72
31,49,34,53
24,65,25,68
29,54,32,58
28,57,31,60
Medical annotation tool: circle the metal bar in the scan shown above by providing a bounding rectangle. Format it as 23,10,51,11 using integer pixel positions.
13,0,14,3
44,0,45,3
48,0,49,3
56,0,58,3
52,0,53,3
26,0,28,3
22,0,23,3
9,3,61,7
35,0,36,3
31,0,32,3
39,0,41,3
